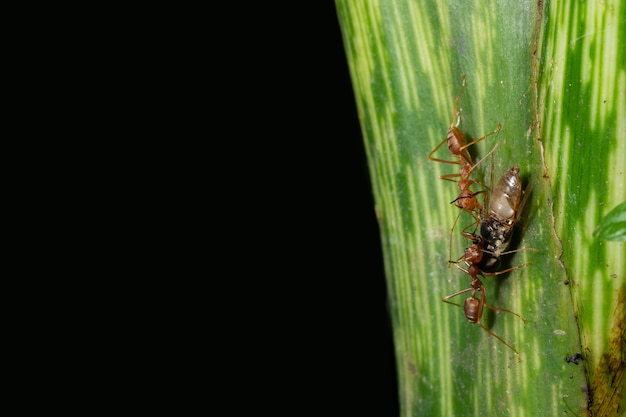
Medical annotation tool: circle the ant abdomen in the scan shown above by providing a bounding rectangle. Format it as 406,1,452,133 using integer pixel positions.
446,125,472,165
487,165,522,223
464,297,482,323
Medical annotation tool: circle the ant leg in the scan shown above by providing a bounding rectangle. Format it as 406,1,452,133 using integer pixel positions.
449,74,466,126
438,172,463,182
484,262,533,276
428,136,463,164
477,322,522,362
450,259,472,275
480,183,488,214
459,213,481,236
480,264,530,322
447,210,464,267
459,122,502,153
428,125,470,165
448,212,485,270
476,286,523,362
483,303,526,322
463,142,500,188
497,247,540,256
442,286,474,308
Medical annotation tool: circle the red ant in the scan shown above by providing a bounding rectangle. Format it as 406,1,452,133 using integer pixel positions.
428,74,502,221
444,232,530,362
428,75,502,262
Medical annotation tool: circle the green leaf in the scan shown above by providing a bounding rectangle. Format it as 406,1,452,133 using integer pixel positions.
539,1,626,415
336,0,625,415
593,202,626,242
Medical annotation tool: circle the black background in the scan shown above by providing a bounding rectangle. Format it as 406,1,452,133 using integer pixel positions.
255,4,400,414
302,4,398,415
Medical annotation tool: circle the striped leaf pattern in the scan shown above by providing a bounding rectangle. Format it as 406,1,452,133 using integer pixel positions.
539,0,625,415
336,0,624,415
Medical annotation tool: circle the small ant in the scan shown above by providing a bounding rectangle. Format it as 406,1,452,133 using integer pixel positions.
428,74,502,221
428,74,502,260
444,233,530,362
